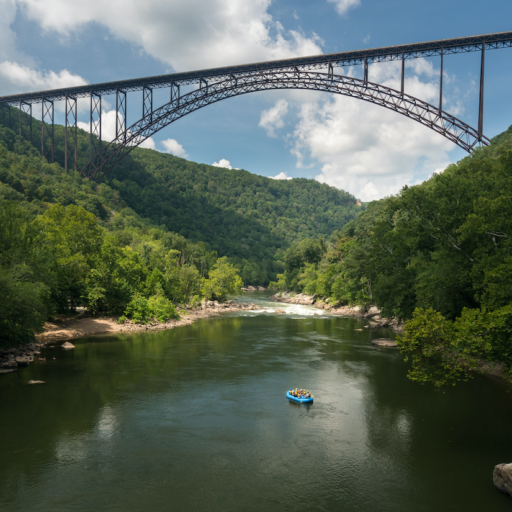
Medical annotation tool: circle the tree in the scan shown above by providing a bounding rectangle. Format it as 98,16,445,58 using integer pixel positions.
201,257,243,301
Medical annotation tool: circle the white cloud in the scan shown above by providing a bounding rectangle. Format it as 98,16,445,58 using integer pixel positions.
269,172,292,180
0,61,87,96
213,158,234,169
17,0,323,71
327,0,361,16
0,1,88,100
259,99,289,137
363,35,370,44
289,59,456,201
161,138,188,157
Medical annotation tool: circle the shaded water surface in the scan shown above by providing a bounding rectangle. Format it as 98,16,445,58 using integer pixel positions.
1,292,511,511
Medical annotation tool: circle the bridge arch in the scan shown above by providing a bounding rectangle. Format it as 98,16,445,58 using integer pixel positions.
82,70,489,181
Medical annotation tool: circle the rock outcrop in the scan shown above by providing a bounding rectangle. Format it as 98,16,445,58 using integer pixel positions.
494,463,512,497
269,292,316,305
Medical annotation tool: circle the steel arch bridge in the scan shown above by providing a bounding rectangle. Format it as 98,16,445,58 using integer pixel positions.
1,30,511,181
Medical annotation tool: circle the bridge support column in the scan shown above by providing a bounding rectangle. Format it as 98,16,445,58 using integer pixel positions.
41,98,54,163
65,94,77,173
143,86,153,122
478,44,485,141
439,49,444,115
116,89,127,142
171,82,180,105
19,100,32,143
90,92,102,173
401,51,405,95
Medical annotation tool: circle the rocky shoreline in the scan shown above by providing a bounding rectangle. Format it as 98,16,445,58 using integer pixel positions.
0,300,261,374
269,291,403,333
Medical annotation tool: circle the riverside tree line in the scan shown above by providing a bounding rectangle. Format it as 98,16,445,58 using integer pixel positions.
271,126,512,388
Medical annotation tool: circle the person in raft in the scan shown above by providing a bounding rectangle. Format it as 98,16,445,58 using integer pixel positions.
290,388,312,398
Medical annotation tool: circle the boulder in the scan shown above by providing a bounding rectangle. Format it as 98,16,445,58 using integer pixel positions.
15,356,34,366
28,380,46,384
61,342,75,349
494,463,512,497
275,309,286,314
371,338,398,348
0,368,17,374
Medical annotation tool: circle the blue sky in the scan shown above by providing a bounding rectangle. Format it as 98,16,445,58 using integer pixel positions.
1,0,511,200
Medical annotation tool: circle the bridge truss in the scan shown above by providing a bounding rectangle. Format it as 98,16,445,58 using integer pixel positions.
0,31,511,179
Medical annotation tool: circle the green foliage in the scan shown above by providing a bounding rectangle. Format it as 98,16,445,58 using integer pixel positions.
274,125,512,386
201,257,244,301
124,293,152,324
268,273,286,291
397,306,512,388
0,106,361,286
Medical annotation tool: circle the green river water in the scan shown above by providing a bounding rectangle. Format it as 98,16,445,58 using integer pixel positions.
1,291,511,511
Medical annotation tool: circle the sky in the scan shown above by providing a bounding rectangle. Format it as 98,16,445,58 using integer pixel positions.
1,0,512,201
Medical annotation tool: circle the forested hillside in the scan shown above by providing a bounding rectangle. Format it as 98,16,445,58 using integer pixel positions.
272,125,512,387
0,105,361,346
0,107,361,284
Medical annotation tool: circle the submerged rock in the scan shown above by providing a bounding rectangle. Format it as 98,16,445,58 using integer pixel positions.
494,463,512,497
371,338,398,348
275,309,286,314
61,342,75,349
28,380,46,384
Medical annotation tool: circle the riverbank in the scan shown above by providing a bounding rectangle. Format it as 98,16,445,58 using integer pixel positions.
0,300,261,373
269,291,404,333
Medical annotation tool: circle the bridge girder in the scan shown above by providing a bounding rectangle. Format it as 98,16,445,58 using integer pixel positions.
80,70,490,181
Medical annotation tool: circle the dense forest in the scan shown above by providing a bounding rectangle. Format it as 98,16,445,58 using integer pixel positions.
0,106,359,347
271,125,512,387
0,106,361,285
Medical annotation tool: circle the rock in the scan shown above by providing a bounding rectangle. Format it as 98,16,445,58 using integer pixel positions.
494,464,512,496
28,380,46,384
15,356,34,366
61,342,75,349
0,368,17,374
275,309,286,314
371,338,398,348
494,463,512,497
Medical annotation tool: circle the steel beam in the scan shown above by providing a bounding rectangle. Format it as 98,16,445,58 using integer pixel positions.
116,89,127,141
143,86,152,121
41,98,54,162
89,92,102,174
401,51,405,95
478,44,485,141
65,94,77,172
171,82,180,105
19,100,32,142
439,49,444,114
363,56,368,84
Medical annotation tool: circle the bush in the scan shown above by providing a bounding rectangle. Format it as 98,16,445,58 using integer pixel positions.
147,294,179,322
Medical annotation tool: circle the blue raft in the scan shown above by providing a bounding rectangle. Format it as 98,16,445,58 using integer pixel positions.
287,391,313,403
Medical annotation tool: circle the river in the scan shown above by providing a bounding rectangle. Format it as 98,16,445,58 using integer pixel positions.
1,291,511,511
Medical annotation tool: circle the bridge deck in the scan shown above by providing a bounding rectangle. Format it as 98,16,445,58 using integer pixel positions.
1,31,511,106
